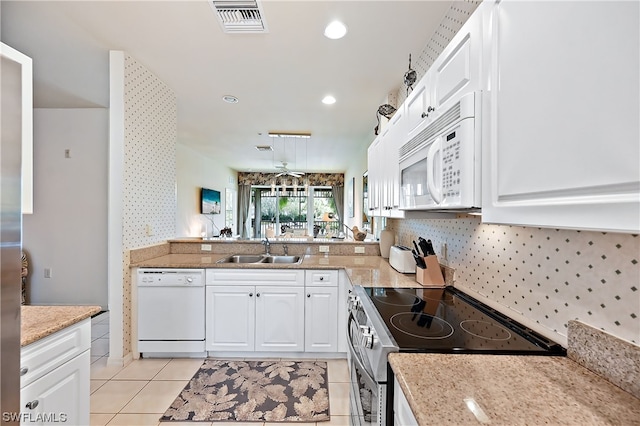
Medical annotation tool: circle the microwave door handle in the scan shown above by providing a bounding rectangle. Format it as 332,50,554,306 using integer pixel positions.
427,137,443,204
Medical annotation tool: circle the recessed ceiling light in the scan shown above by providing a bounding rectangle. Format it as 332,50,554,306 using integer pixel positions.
324,20,347,39
322,95,336,105
222,95,238,104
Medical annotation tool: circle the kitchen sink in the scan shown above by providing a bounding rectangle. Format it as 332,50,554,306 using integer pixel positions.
218,255,265,264
261,255,302,264
216,254,302,264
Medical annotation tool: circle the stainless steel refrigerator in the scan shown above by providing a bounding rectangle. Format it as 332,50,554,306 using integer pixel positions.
1,43,26,424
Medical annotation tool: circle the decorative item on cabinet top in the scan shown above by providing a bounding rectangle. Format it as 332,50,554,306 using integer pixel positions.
404,53,417,95
374,104,397,135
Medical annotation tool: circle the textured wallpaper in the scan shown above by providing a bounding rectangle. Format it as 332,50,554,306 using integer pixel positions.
390,216,639,345
121,53,177,355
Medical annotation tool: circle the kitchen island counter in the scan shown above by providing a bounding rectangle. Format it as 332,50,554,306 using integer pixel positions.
389,352,640,426
21,305,101,346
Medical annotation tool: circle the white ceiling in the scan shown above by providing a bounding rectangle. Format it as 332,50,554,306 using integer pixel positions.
1,0,453,174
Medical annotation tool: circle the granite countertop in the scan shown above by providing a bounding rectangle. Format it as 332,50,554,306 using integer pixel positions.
389,353,640,426
131,254,424,289
21,305,102,347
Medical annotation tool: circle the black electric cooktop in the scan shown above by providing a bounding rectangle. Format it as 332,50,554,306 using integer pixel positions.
362,286,565,355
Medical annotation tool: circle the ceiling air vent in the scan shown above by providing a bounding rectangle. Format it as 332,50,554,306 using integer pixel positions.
255,145,273,152
210,0,268,33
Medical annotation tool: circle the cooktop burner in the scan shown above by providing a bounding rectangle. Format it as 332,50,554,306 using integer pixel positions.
362,286,565,354
460,320,512,341
390,313,454,340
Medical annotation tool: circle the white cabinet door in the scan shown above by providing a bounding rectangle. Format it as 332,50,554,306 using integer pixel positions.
393,376,418,426
431,4,483,113
482,0,640,233
206,286,255,351
305,286,338,352
405,75,434,142
384,108,406,217
367,136,383,216
369,109,406,218
20,351,90,426
255,286,305,352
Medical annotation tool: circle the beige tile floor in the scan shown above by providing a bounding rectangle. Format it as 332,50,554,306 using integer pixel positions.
89,312,351,426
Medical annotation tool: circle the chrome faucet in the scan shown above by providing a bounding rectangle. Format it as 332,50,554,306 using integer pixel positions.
283,244,289,256
261,237,271,255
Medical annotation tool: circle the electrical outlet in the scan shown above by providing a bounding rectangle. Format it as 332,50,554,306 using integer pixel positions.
319,245,330,253
201,244,212,252
354,246,365,254
145,224,154,236
441,242,448,261
44,268,52,278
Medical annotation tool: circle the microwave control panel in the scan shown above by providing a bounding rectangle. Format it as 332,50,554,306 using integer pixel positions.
442,129,462,201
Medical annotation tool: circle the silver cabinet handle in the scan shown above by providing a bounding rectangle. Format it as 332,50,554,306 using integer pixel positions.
20,367,28,376
25,400,39,410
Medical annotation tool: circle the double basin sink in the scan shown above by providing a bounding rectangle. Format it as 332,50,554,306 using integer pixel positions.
216,254,302,264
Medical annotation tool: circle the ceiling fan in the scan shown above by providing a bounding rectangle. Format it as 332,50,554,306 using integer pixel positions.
275,161,305,178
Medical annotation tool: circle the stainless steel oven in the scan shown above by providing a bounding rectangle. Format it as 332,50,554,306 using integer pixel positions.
347,288,398,426
347,285,565,425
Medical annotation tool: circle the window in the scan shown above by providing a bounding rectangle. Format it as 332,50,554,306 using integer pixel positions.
250,187,338,238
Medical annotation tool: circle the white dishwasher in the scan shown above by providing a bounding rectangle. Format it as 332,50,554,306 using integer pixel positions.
137,268,205,356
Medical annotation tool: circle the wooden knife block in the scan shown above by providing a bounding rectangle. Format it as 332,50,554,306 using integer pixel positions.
416,255,445,287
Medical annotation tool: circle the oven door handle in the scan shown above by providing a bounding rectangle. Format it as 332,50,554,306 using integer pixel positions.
347,313,379,391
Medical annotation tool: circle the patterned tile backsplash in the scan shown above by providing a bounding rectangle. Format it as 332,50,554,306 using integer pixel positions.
389,216,639,345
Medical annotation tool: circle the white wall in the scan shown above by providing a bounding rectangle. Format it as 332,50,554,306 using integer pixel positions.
176,144,237,237
24,108,108,309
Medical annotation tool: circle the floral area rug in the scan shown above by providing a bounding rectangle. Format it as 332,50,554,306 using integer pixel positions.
160,359,330,422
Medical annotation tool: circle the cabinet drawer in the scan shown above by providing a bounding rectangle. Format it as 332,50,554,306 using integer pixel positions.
20,319,91,388
305,270,338,287
207,269,304,286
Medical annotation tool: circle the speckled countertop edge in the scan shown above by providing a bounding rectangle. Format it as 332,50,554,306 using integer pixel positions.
130,253,439,289
389,353,640,426
21,305,102,347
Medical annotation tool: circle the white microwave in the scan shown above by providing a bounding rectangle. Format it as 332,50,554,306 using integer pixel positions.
399,91,481,211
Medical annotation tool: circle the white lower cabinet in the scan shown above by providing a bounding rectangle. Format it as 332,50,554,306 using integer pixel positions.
305,270,339,352
255,286,305,352
206,269,305,353
394,376,418,426
20,319,91,426
205,268,344,355
206,285,255,351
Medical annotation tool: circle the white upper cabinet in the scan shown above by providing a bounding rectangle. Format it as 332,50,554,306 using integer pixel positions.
405,77,433,142
367,136,383,216
368,108,406,218
482,0,640,233
431,8,483,114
